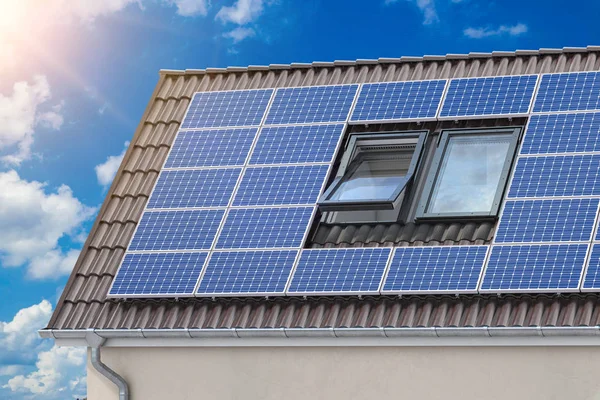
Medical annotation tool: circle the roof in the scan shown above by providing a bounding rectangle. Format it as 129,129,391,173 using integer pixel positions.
45,46,600,335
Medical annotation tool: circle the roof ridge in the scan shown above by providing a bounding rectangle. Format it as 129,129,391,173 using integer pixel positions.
159,46,600,76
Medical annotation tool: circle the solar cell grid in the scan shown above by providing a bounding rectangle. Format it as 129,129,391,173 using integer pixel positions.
109,252,208,296
350,80,446,122
508,154,600,198
129,209,224,251
382,246,487,293
287,248,391,294
197,250,297,295
533,72,600,113
165,128,257,168
495,199,599,243
216,207,313,249
148,168,241,209
521,113,600,155
233,165,329,207
250,124,344,165
480,244,587,292
265,85,358,125
181,89,273,129
439,75,537,118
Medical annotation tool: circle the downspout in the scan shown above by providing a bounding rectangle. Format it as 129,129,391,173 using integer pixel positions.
86,330,129,400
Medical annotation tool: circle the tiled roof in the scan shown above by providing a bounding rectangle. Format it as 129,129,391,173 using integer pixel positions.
45,46,600,332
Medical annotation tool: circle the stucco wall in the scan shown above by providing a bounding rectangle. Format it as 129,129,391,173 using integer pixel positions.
87,346,600,400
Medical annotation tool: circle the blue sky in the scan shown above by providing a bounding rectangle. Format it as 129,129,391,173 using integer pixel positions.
0,0,598,398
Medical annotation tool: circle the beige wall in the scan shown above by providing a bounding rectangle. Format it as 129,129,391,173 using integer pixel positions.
87,346,600,400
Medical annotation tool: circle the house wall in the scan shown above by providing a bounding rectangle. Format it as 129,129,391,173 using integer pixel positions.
87,345,600,400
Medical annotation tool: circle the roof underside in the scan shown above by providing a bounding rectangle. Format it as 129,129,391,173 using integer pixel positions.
47,47,600,331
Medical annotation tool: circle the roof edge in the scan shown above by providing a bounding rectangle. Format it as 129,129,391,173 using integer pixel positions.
40,326,600,347
159,46,600,76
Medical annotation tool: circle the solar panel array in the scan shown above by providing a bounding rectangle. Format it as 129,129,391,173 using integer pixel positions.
350,80,446,122
533,72,600,113
112,71,600,298
288,248,391,295
382,246,488,294
483,107,600,293
439,75,538,118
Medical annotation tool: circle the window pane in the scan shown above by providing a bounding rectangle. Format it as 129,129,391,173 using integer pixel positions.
427,134,511,214
330,156,409,201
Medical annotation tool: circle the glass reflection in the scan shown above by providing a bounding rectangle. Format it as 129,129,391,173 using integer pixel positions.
330,157,409,201
427,134,511,214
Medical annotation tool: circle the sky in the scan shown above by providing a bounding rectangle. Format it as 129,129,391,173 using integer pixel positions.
0,0,598,398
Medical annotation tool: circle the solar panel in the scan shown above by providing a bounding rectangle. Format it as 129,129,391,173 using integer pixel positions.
196,250,297,296
129,210,224,251
350,80,446,122
581,244,600,291
287,248,391,295
480,244,587,292
265,85,358,125
533,72,600,113
148,168,241,209
439,75,537,118
381,246,487,294
495,199,599,243
215,207,313,249
508,154,600,198
181,89,273,129
165,128,258,168
250,124,345,165
521,113,600,155
233,165,329,207
109,252,208,296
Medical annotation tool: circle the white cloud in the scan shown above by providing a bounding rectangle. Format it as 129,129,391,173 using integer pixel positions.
163,0,209,16
0,366,23,377
0,301,52,352
223,27,256,43
216,0,263,25
0,302,87,398
4,346,86,396
464,23,528,39
0,75,63,165
384,0,438,25
95,141,129,187
0,170,96,279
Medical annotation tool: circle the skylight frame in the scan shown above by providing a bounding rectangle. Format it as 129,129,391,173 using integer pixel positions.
415,127,522,220
318,131,427,212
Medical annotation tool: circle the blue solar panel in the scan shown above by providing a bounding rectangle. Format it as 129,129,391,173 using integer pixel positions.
439,75,537,118
495,199,599,243
382,246,487,293
265,85,358,125
250,124,344,165
165,128,258,168
181,89,273,129
109,252,208,296
197,250,297,295
148,168,241,209
350,80,446,122
216,207,313,249
521,113,600,155
233,165,329,207
581,244,600,291
129,210,224,251
533,72,600,113
287,248,391,294
480,244,587,292
508,154,600,198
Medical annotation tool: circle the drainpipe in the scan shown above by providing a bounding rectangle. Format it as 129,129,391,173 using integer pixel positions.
86,330,129,400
